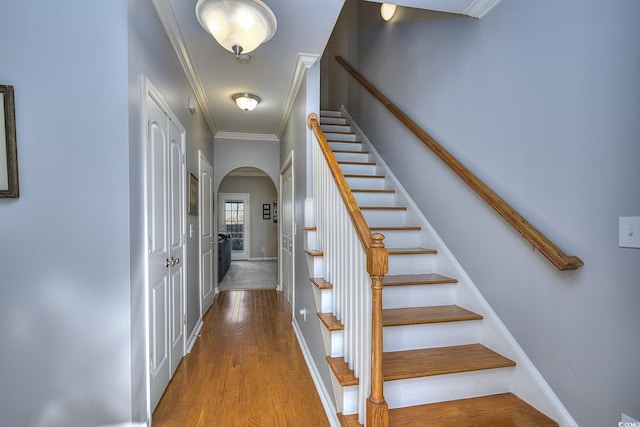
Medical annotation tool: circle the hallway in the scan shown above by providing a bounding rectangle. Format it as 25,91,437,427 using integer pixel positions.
152,290,330,426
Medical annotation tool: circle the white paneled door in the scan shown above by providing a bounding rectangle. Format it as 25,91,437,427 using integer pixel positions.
145,79,186,414
280,152,294,308
199,152,215,315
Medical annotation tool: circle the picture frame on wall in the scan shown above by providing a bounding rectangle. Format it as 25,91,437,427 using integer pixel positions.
188,173,198,215
273,200,277,223
262,203,271,220
1,85,19,198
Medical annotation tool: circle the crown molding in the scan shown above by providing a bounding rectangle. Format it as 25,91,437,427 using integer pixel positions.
363,0,502,19
215,131,280,142
151,0,218,134
276,52,321,139
464,0,502,18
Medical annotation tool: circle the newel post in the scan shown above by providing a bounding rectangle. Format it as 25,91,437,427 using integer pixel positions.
366,233,389,427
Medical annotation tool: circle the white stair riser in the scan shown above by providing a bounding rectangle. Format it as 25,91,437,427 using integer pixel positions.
321,124,352,133
331,379,359,415
305,229,317,250
339,163,378,175
383,284,455,309
311,285,333,313
361,209,407,226
306,254,324,278
384,368,512,408
320,326,344,358
345,176,386,189
352,191,396,206
371,229,420,248
388,253,436,275
330,141,363,151
384,320,482,352
324,132,361,142
333,151,370,162
320,110,342,118
321,117,348,125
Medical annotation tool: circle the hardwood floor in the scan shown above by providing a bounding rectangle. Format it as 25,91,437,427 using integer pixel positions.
152,290,330,427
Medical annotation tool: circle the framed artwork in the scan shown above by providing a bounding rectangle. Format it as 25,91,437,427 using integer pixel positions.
273,200,277,223
188,173,198,215
1,85,19,198
262,203,271,220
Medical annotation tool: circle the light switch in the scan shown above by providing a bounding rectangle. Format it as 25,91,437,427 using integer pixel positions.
619,217,640,248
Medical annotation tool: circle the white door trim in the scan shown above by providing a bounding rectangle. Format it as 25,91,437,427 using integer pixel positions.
198,151,215,318
141,75,187,421
279,150,295,313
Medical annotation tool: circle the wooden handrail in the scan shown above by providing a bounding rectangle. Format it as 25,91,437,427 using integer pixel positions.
335,56,583,271
308,113,389,426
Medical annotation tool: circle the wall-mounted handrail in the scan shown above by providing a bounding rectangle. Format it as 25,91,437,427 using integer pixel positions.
308,113,389,426
335,56,583,271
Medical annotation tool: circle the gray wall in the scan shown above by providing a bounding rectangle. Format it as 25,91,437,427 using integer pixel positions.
218,174,278,258
0,1,131,425
129,0,214,422
0,1,214,425
327,0,640,425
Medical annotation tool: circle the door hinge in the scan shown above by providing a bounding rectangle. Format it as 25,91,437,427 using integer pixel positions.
149,359,155,376
183,313,188,325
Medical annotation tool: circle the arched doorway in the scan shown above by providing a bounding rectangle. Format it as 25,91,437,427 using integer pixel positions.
217,167,279,290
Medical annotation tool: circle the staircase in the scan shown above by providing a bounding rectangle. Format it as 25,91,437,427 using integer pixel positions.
304,109,573,426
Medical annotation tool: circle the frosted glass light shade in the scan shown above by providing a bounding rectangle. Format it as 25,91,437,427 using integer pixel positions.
233,93,261,111
196,0,277,56
380,3,397,21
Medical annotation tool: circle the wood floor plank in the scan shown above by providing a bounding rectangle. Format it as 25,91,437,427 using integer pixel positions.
152,290,329,426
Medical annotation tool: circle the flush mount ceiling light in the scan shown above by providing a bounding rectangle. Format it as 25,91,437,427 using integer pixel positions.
195,0,277,59
380,3,397,21
233,92,261,111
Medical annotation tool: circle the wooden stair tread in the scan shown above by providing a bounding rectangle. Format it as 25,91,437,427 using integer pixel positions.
388,393,558,426
310,277,332,289
351,188,394,193
360,205,407,211
387,247,437,255
333,149,370,154
384,344,515,381
304,249,323,256
383,305,483,327
318,312,343,331
327,356,359,386
344,173,384,179
338,160,377,165
369,226,421,231
383,273,458,286
303,226,317,231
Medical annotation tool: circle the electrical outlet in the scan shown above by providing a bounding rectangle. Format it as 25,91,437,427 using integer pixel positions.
619,217,640,248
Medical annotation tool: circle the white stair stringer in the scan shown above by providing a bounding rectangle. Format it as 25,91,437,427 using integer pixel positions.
332,107,577,426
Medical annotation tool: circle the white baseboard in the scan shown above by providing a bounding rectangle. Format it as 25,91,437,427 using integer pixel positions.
186,318,204,354
292,318,340,427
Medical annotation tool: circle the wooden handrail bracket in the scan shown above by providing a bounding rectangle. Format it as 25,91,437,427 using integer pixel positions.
334,56,583,271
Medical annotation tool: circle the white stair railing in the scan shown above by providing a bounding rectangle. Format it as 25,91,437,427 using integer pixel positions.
308,113,388,426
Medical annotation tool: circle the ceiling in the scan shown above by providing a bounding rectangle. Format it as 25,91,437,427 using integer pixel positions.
152,0,501,141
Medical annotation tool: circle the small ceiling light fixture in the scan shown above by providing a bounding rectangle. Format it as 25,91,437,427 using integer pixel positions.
380,3,397,21
233,92,261,111
195,0,277,59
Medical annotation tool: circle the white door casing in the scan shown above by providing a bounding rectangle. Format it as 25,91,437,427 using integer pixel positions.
279,151,295,309
199,152,215,315
144,77,186,415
